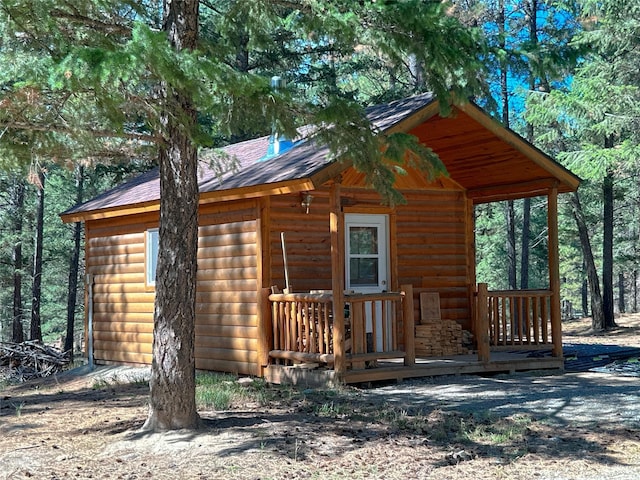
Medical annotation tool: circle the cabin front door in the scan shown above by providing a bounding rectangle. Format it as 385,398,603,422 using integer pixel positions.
345,214,391,352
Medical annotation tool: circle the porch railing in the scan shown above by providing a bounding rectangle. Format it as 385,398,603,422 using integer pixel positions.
475,283,553,358
268,292,335,365
346,291,405,369
267,285,414,371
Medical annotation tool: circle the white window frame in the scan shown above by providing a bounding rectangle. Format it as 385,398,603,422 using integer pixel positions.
146,228,159,287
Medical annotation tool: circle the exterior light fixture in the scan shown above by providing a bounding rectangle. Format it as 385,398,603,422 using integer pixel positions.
301,192,313,214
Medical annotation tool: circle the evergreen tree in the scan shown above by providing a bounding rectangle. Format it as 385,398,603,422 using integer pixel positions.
526,0,640,329
2,0,488,430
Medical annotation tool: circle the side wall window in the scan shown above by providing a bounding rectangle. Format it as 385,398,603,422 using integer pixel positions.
146,228,159,287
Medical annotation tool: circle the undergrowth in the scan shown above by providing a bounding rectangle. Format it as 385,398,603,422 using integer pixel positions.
195,372,294,410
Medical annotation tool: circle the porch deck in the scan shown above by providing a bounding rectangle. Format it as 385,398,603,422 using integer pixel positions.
265,350,563,387
263,283,564,386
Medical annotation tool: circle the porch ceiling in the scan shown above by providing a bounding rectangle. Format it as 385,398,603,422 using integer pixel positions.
408,104,579,203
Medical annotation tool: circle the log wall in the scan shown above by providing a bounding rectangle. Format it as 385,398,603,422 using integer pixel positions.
195,201,259,375
269,193,333,293
85,178,472,373
86,200,260,375
395,190,472,331
87,212,157,365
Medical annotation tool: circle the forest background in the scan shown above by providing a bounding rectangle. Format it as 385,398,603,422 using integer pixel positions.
0,0,639,349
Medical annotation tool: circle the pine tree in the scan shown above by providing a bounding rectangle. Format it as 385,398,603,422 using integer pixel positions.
2,0,489,430
526,0,640,330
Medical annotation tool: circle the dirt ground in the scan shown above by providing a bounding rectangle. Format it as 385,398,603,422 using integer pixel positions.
1,315,640,480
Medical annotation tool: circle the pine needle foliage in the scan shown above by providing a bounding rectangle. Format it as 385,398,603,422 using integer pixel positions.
2,0,487,202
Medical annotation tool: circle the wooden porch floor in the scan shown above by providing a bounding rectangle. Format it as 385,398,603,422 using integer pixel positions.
265,350,563,387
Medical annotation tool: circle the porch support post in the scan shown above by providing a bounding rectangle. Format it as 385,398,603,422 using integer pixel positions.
476,283,490,363
401,284,415,366
257,287,273,376
547,185,563,358
330,180,346,377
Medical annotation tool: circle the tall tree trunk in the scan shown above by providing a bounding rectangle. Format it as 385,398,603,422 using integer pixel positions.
520,0,539,291
618,272,625,314
30,169,45,342
634,270,638,313
143,0,201,432
11,178,25,343
571,192,605,330
506,201,517,289
602,165,616,328
498,0,517,290
581,276,589,317
408,54,424,92
520,198,531,289
498,0,508,127
65,165,84,354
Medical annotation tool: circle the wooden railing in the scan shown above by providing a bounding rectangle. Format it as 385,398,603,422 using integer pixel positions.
267,285,415,370
345,291,409,369
476,283,552,354
268,292,335,365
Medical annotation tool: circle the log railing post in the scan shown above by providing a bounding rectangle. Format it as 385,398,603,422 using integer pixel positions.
401,284,415,366
476,283,490,363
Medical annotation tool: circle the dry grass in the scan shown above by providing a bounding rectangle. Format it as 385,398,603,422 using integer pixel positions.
1,315,639,479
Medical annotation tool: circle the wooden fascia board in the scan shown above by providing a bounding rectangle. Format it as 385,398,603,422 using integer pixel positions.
468,179,562,204
198,179,317,204
62,178,318,223
60,201,160,224
456,102,580,191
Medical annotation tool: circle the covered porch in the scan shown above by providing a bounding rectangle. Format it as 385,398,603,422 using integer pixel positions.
261,282,563,385
259,182,566,385
254,97,577,385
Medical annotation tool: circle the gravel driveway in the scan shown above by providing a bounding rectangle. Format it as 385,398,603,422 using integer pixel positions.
363,370,640,429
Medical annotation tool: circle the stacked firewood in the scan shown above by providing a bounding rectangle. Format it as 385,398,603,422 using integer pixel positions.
0,341,70,381
415,320,469,357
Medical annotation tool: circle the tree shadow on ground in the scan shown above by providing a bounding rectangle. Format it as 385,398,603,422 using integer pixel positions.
2,369,637,472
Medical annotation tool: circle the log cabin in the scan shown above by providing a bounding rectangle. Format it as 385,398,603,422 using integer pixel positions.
61,93,580,385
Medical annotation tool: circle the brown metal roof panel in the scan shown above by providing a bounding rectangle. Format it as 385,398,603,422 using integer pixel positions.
61,167,161,217
366,92,436,132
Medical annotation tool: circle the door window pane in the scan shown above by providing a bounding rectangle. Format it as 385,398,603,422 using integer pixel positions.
349,227,378,255
349,258,379,286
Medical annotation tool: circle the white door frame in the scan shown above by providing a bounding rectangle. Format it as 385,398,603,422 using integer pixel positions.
344,213,391,351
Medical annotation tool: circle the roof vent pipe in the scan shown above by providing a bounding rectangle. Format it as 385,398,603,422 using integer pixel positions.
261,76,295,160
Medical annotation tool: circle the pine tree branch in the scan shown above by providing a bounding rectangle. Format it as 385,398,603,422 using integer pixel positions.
0,121,159,143
199,0,225,15
49,9,132,36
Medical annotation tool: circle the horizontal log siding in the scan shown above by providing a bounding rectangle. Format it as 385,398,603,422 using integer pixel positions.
396,191,471,331
86,202,260,375
269,193,333,293
195,202,259,375
87,213,157,365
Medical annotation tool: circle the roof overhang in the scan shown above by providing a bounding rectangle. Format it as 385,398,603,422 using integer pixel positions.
61,93,580,223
